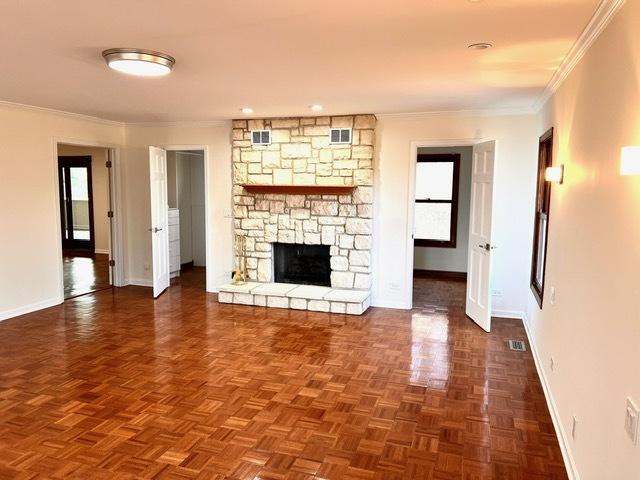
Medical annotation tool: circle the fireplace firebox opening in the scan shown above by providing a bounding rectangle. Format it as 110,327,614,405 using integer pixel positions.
273,243,331,286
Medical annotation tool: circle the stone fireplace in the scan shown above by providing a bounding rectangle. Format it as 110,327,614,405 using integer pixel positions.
219,114,375,314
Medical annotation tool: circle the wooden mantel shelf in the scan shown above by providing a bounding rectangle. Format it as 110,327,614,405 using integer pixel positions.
241,184,356,195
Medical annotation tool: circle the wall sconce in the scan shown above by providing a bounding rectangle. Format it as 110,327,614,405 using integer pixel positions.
621,146,640,175
545,165,564,184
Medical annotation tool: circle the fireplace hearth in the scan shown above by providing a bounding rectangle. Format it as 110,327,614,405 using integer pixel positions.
273,243,331,286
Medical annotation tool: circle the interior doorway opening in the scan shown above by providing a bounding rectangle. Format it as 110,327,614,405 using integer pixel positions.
166,149,206,290
57,144,113,299
411,146,472,310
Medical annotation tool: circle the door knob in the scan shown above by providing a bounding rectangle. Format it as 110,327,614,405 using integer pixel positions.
478,243,493,251
148,227,163,233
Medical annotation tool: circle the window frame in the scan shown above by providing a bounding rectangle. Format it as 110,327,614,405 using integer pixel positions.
414,153,460,249
530,127,554,308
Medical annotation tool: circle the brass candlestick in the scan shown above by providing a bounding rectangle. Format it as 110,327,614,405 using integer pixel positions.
232,234,247,284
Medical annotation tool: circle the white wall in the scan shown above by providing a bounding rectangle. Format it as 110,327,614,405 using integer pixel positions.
176,152,193,264
189,153,206,267
373,113,538,312
0,103,123,319
525,2,640,478
173,151,206,267
413,146,472,273
57,144,110,253
122,123,232,289
166,150,178,208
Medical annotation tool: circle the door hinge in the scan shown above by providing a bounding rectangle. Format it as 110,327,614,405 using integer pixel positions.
105,160,112,168
107,211,114,218
109,259,115,267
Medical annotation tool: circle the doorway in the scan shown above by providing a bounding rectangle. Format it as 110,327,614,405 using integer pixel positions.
407,140,497,331
57,144,112,299
166,149,207,290
411,147,472,310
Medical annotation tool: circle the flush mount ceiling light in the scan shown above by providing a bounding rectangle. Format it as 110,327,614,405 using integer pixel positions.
240,107,254,114
102,48,175,76
310,104,323,112
468,43,493,50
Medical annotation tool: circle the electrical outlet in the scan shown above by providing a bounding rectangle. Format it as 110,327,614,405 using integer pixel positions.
492,289,503,297
550,357,555,372
625,397,639,445
550,287,556,305
571,416,578,440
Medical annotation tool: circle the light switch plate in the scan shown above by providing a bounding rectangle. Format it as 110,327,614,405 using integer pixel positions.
625,397,639,444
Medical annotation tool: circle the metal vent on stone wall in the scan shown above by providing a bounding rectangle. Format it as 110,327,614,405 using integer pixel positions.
251,130,271,145
330,128,352,144
508,339,526,351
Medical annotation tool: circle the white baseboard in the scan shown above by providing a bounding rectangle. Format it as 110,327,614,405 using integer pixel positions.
371,298,410,310
521,312,580,480
492,309,525,319
94,248,109,255
0,297,61,322
125,278,153,287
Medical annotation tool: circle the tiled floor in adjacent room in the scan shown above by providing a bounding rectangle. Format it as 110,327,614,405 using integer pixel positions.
0,271,566,479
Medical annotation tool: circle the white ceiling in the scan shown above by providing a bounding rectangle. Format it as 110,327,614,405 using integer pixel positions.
0,0,600,123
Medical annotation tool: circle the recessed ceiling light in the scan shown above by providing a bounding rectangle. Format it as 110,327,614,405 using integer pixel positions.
310,105,323,112
102,48,175,76
240,107,254,114
468,43,493,50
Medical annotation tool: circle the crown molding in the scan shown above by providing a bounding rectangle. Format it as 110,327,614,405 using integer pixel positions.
0,99,232,128
2,100,534,125
125,119,230,128
375,107,536,119
534,0,626,112
0,100,125,127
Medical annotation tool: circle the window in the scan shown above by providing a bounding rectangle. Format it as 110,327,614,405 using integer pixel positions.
531,128,554,307
414,154,460,248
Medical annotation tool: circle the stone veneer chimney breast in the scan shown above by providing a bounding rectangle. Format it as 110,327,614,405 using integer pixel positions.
232,115,375,290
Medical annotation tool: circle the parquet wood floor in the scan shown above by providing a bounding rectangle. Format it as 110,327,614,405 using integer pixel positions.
0,272,567,479
63,252,111,299
412,277,466,310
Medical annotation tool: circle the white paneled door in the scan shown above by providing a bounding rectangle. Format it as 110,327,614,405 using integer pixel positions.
466,141,496,332
149,146,170,298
